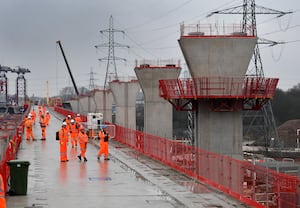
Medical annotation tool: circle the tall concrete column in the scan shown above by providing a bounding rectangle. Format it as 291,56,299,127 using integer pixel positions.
109,80,140,129
195,100,243,159
67,89,113,122
94,89,113,123
135,65,181,139
69,96,91,115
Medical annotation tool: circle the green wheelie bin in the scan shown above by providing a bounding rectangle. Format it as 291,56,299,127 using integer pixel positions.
6,160,30,195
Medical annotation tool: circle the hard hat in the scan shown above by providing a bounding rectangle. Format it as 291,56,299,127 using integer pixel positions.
46,111,49,113
68,115,71,118
28,113,32,116
62,122,67,126
70,119,75,123
28,115,31,119
77,113,80,116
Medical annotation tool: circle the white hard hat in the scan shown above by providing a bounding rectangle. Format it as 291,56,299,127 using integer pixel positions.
28,115,31,119
68,115,71,118
62,122,67,126
70,119,75,123
77,114,80,116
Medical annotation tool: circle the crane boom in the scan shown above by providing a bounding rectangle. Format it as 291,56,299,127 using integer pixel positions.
56,40,79,96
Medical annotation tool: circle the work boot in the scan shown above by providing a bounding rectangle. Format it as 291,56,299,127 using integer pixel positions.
77,155,81,161
84,157,88,162
104,158,110,160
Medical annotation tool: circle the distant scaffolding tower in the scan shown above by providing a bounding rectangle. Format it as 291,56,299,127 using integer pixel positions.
207,0,292,147
95,15,129,89
0,65,14,105
13,67,31,105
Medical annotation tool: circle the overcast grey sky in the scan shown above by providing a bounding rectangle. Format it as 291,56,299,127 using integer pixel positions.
0,0,299,97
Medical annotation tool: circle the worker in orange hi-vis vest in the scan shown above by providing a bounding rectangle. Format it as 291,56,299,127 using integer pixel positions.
59,122,69,162
30,109,36,125
24,115,35,141
38,109,43,122
69,119,79,148
77,128,88,162
39,114,47,140
0,174,6,208
97,125,110,160
45,111,51,126
75,113,82,125
64,115,72,132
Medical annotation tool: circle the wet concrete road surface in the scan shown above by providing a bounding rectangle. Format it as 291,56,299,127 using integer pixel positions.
6,107,248,208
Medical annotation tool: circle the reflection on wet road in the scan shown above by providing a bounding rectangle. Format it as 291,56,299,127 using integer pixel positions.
6,107,185,208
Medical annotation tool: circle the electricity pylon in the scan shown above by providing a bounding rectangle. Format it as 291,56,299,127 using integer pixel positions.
207,0,292,147
95,15,129,89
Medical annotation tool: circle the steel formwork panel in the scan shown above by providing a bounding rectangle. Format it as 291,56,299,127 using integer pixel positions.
159,77,279,111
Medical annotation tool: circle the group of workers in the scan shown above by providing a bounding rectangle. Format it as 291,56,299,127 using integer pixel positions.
57,114,110,162
10,108,110,208
24,109,110,163
58,114,86,162
23,106,51,141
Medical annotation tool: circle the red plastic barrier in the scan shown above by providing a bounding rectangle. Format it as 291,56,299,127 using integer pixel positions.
53,107,300,207
53,107,87,122
113,124,300,208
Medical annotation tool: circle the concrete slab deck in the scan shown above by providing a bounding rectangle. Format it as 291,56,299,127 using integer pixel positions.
6,106,248,208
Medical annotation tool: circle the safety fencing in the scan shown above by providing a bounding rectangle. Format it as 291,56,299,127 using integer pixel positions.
53,107,300,207
0,115,26,193
114,124,300,208
53,107,87,122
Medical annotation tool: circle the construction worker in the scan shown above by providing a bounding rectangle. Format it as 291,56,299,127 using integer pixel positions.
38,107,43,121
45,111,51,126
0,174,6,208
97,125,110,160
24,115,35,141
39,114,47,140
75,113,82,125
77,127,88,162
69,119,79,148
59,122,69,162
65,115,72,132
30,109,36,124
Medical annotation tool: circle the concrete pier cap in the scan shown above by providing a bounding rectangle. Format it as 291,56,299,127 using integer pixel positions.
179,23,257,78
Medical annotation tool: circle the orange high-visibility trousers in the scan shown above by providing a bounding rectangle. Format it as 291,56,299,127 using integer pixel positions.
41,126,46,139
79,143,87,158
25,129,35,140
98,141,109,159
70,132,78,147
78,131,88,158
60,141,68,162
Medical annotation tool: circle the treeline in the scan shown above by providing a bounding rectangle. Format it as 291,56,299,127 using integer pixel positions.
272,84,300,126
